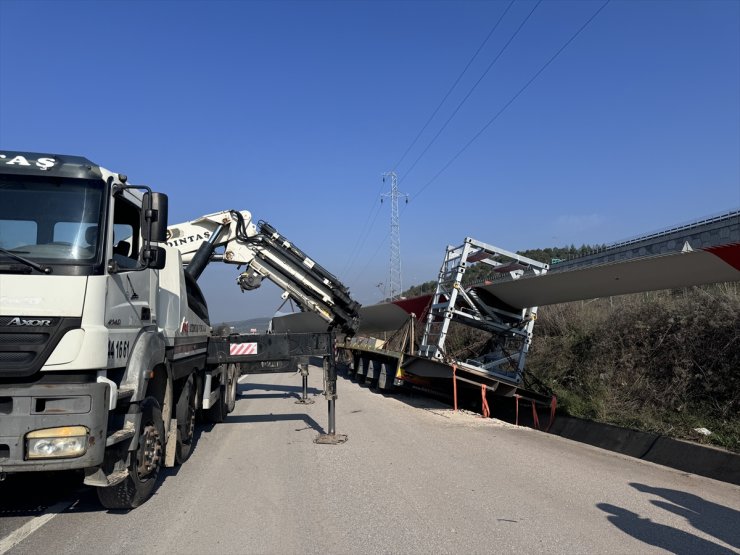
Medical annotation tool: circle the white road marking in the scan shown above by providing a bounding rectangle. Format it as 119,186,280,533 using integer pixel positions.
0,501,74,555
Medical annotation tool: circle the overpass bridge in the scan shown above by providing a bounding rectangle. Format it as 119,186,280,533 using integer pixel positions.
548,208,739,271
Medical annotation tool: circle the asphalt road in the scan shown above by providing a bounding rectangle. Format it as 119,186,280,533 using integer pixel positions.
1,369,738,555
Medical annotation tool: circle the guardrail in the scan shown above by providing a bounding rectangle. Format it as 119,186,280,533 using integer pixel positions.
552,208,739,266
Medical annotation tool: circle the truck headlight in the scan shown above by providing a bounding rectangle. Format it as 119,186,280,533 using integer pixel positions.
26,426,89,459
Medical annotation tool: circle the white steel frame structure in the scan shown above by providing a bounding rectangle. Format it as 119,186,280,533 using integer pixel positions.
418,238,548,384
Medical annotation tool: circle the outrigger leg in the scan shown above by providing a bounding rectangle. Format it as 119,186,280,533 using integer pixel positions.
315,345,348,445
295,364,315,405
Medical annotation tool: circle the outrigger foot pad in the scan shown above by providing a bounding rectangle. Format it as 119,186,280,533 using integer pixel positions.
314,433,348,445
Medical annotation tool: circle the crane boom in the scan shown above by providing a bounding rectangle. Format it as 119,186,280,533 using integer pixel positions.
166,210,360,335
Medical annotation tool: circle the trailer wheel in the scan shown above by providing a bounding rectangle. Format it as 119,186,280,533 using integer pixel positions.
378,362,394,391
349,355,360,377
205,365,234,423
356,358,369,384
225,364,237,413
366,360,380,387
97,397,164,509
175,376,196,465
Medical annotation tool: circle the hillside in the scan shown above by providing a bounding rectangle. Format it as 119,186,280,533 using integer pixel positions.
527,284,739,451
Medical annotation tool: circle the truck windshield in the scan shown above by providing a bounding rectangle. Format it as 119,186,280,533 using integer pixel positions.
0,177,106,266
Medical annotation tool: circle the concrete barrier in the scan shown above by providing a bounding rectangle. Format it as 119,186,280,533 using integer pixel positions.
643,436,740,486
547,415,740,485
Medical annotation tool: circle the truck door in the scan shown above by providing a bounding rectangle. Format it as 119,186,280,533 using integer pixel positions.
104,193,157,370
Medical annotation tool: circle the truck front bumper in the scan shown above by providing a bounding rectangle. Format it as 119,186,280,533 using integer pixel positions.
0,381,109,473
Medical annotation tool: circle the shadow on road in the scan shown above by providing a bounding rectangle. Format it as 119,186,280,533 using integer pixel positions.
337,365,488,417
237,381,323,402
629,483,740,549
239,382,322,396
219,413,325,434
597,483,740,554
0,471,84,516
239,392,302,400
0,420,222,516
336,363,551,428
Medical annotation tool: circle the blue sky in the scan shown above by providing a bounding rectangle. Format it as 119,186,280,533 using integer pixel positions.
1,0,738,322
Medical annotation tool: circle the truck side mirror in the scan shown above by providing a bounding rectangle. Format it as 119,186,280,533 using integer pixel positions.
142,245,167,270
142,192,169,243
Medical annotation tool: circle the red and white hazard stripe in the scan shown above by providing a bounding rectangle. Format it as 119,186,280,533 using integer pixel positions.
229,342,258,356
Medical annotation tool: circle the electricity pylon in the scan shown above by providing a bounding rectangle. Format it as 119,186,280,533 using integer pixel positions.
381,171,408,301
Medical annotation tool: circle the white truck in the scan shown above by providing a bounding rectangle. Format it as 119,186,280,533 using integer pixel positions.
0,151,359,508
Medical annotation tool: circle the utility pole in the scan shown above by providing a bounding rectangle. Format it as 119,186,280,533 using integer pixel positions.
381,171,408,301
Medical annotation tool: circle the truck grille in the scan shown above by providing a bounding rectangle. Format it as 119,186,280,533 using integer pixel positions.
0,317,82,378
2,333,49,345
0,352,36,363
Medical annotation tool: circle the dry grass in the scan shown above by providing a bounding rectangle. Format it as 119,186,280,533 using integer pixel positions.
526,283,740,451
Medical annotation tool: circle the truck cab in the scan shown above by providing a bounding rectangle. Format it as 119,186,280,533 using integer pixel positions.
0,151,214,508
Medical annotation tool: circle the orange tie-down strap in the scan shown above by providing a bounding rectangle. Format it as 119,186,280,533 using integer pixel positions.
545,395,558,432
515,394,558,430
481,384,491,418
452,364,458,412
451,367,492,418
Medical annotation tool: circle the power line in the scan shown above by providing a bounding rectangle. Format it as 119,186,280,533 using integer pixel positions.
410,0,611,201
398,0,543,186
340,195,383,276
348,0,609,290
350,229,389,286
347,0,532,281
391,0,516,172
349,201,410,292
346,3,516,281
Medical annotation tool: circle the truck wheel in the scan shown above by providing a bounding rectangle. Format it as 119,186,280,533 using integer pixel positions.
205,388,226,423
206,364,237,422
225,364,237,413
367,360,380,387
205,373,226,424
356,358,367,384
97,397,164,509
175,376,196,465
378,362,394,391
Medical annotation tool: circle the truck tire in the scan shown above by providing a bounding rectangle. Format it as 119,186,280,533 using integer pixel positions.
205,364,237,422
348,354,359,377
97,397,164,509
355,358,368,384
366,359,380,387
205,386,226,423
175,376,196,465
378,362,394,391
225,364,237,413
